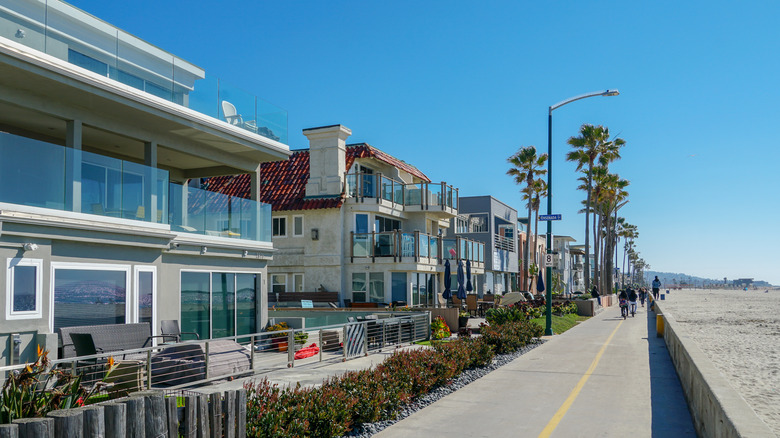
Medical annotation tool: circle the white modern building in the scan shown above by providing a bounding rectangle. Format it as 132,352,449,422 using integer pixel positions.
0,0,290,364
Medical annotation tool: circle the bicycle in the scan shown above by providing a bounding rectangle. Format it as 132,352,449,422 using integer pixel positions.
619,298,628,319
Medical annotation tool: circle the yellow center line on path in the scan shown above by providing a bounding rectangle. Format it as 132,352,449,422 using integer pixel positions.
537,319,625,438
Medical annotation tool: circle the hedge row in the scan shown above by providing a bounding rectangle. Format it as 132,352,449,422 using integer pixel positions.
245,320,541,438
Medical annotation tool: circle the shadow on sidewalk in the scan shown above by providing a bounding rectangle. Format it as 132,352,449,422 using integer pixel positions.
645,309,696,436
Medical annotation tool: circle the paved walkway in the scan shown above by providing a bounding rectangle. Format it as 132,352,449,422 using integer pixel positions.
375,304,697,438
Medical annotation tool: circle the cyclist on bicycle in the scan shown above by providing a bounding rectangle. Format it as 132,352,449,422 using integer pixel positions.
628,288,638,317
618,289,628,319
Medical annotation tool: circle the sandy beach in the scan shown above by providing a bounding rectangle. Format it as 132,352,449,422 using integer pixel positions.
658,288,780,434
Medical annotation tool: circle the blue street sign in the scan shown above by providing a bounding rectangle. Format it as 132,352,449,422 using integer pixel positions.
539,214,562,221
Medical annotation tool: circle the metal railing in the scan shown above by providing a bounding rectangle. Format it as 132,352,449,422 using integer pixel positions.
345,172,458,211
0,314,429,394
351,231,484,266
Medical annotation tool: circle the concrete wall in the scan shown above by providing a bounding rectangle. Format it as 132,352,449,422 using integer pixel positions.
655,303,776,438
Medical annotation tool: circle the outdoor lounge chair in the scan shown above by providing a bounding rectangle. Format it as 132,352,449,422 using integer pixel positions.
221,100,258,133
466,294,479,317
160,320,200,343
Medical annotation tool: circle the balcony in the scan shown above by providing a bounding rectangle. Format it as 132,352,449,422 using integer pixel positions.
0,132,271,243
0,0,287,144
494,234,515,252
345,172,458,213
350,231,484,267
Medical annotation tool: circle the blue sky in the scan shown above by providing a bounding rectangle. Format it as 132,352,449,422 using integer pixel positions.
70,0,780,284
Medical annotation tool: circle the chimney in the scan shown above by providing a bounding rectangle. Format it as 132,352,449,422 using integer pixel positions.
303,124,352,197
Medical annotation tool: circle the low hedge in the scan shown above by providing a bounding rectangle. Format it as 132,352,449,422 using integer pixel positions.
245,319,541,437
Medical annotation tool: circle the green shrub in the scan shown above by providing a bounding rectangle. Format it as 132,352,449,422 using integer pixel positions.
480,321,543,354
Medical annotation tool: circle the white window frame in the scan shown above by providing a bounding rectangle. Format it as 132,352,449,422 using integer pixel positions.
49,262,132,333
6,258,43,320
134,265,157,340
292,215,304,237
272,216,287,238
270,274,287,293
293,273,304,293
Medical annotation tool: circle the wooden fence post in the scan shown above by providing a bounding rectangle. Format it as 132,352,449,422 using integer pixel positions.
182,395,197,438
47,409,83,438
101,402,126,438
12,417,54,438
141,391,167,438
0,424,19,438
222,390,235,438
235,388,246,438
121,397,145,438
196,394,210,438
208,393,222,438
80,405,105,438
165,396,178,438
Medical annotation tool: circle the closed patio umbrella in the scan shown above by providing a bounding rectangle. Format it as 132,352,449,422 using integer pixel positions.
466,259,473,293
536,271,545,294
443,259,452,300
457,261,467,300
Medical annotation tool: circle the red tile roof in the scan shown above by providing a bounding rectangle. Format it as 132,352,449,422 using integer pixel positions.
204,143,429,212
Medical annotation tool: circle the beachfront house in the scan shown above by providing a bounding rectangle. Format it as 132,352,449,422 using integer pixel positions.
204,124,485,308
448,196,519,296
0,0,290,364
552,235,576,295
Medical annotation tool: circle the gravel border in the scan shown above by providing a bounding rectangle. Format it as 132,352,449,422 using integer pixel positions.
343,339,546,437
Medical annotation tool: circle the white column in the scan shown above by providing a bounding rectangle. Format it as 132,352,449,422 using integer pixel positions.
144,141,158,222
65,120,82,213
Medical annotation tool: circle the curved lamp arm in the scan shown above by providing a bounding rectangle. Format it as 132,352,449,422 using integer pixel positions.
549,89,619,113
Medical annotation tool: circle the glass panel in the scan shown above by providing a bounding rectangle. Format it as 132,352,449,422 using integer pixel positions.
420,235,429,258
430,237,439,260
219,80,259,136
394,181,404,204
236,274,256,336
138,271,153,324
355,214,368,233
361,174,376,198
346,174,357,198
460,239,467,258
411,274,418,306
381,176,393,202
405,183,422,206
375,233,395,257
117,28,174,102
12,265,36,312
442,239,457,260
352,273,367,303
0,1,46,52
212,273,235,339
419,273,427,306
293,216,303,236
121,160,149,220
369,273,384,303
391,273,406,303
353,234,369,257
271,274,286,293
181,272,210,340
401,233,416,258
428,184,442,207
54,269,126,332
0,133,67,209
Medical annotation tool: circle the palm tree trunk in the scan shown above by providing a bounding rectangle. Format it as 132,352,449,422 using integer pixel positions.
584,171,592,292
592,208,599,291
524,202,532,291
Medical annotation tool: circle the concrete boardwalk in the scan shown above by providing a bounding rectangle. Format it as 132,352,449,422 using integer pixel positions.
376,304,697,438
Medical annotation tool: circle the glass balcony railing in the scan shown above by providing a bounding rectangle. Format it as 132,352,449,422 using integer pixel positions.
351,231,483,264
169,183,271,242
0,0,287,144
0,132,271,243
345,172,458,210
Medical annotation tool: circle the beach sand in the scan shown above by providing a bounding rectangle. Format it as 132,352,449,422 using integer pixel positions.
658,288,780,434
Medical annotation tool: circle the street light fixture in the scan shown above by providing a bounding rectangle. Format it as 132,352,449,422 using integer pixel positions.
545,89,619,336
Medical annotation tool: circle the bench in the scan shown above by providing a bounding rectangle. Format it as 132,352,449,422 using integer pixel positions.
268,292,340,308
350,302,380,309
59,323,155,358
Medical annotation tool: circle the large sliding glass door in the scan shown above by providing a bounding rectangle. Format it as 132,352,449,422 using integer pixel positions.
181,271,258,340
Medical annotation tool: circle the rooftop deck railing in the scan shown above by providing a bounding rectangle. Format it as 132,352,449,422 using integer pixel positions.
351,231,484,265
0,132,271,243
0,0,287,143
345,172,458,211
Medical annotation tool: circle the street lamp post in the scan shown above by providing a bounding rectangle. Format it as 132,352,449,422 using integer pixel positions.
545,89,619,336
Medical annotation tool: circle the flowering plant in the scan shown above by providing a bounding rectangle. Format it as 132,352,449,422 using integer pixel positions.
430,316,451,340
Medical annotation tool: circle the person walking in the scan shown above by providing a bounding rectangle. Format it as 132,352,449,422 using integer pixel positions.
652,276,661,300
639,287,646,307
591,285,601,307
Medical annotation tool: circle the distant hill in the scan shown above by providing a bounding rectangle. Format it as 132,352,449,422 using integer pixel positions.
643,271,774,287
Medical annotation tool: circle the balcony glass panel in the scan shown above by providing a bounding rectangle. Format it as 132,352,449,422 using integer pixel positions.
420,236,429,258
380,176,394,202
442,239,456,260
401,233,416,258
394,182,404,204
428,184,442,207
405,183,422,206
0,134,67,210
479,243,485,262
0,1,287,143
353,233,370,257
345,173,357,198
430,237,438,259
375,233,395,257
168,183,270,242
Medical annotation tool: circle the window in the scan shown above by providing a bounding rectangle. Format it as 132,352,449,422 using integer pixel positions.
369,273,384,303
6,258,43,320
272,217,287,237
375,216,401,232
293,274,304,293
271,274,287,293
135,266,156,335
293,216,304,237
51,263,130,332
469,214,488,233
181,271,258,340
351,273,367,302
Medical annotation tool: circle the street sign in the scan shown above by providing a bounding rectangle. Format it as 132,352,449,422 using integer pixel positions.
544,253,555,267
539,214,562,221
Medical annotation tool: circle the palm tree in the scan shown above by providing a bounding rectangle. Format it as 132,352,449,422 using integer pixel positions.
528,179,548,290
566,124,625,292
507,146,548,291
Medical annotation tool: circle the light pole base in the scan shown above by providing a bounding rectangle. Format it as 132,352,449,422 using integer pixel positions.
545,328,554,336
